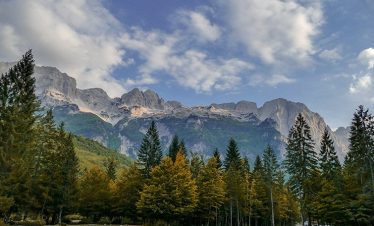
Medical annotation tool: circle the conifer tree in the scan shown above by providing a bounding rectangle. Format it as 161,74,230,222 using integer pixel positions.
285,113,318,226
224,138,242,170
213,148,222,169
262,145,279,226
224,138,244,226
190,152,204,178
168,135,179,161
178,140,187,157
348,105,374,188
104,157,117,180
319,128,340,180
137,121,162,178
0,50,39,221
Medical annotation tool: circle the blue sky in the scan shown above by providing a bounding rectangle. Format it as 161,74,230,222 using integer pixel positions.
0,0,373,128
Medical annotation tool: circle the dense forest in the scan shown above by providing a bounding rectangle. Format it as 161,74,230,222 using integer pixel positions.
0,51,373,226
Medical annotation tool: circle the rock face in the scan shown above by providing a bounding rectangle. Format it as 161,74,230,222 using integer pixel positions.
0,62,350,160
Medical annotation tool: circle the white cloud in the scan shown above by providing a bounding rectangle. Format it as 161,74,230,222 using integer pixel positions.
349,74,372,93
122,29,252,92
176,10,221,43
0,0,126,97
220,0,323,64
358,48,374,69
319,48,342,61
250,74,295,87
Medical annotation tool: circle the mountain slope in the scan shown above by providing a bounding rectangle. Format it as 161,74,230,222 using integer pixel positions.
73,135,131,170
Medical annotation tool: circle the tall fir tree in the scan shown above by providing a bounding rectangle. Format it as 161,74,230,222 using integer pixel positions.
348,105,374,188
168,135,179,162
262,145,279,226
137,121,162,178
284,113,318,226
0,50,40,222
319,128,340,180
213,148,222,169
224,138,242,170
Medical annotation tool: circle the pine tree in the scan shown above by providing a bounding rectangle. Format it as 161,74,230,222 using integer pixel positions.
284,113,318,226
190,152,204,178
223,138,244,226
319,128,341,180
213,148,222,169
168,135,179,161
104,157,117,180
0,50,39,222
348,105,374,189
178,140,187,157
137,121,162,178
262,145,279,226
224,138,242,170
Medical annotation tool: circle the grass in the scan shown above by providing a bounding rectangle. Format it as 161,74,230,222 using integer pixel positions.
73,135,132,171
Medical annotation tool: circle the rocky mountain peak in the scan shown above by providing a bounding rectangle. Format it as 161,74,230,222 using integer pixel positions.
120,88,165,109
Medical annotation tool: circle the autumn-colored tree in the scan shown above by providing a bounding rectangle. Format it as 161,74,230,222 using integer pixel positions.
137,152,197,224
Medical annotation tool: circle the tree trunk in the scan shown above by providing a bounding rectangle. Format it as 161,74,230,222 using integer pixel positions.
236,199,240,226
58,206,63,225
230,201,233,226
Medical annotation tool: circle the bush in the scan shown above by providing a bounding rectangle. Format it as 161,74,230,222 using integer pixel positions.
0,219,6,226
98,216,111,225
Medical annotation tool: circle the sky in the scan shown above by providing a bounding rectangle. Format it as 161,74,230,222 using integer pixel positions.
0,0,373,129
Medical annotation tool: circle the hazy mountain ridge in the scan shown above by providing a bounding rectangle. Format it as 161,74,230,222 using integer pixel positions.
0,62,349,160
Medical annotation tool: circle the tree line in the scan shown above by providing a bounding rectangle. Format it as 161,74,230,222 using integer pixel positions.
0,51,373,226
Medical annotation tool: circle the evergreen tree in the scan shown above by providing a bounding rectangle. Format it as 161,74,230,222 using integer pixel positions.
348,105,374,189
319,128,341,180
0,50,39,222
190,152,204,178
224,138,242,170
137,121,162,178
284,113,318,226
178,140,187,157
104,157,117,180
213,148,222,169
262,145,279,226
168,135,179,161
223,138,244,226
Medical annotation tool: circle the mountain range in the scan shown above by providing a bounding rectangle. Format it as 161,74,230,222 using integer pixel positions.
0,62,350,161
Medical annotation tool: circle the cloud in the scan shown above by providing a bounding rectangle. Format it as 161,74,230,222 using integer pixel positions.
0,0,126,97
122,29,252,92
349,74,372,93
220,0,323,64
358,48,374,69
319,48,342,61
175,10,221,43
250,74,295,87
